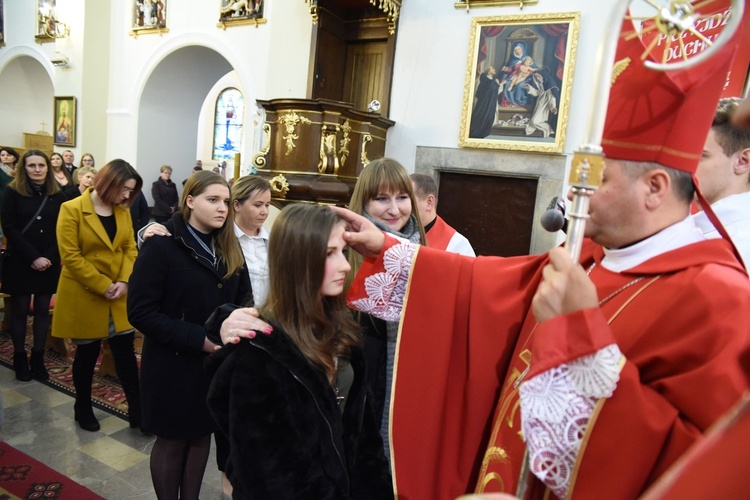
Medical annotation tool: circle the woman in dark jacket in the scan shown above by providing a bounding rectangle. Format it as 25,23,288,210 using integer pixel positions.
127,171,251,500
206,204,392,499
1,149,66,381
150,165,179,223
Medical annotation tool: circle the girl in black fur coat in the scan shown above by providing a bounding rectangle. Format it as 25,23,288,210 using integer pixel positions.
206,204,393,499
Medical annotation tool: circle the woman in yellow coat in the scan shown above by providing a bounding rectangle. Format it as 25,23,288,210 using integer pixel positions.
52,159,142,432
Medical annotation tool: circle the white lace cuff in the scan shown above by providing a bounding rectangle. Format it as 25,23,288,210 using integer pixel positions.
350,242,417,322
519,344,622,498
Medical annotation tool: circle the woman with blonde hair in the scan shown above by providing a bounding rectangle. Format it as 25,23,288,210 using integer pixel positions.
52,159,143,432
206,204,391,498
231,175,272,307
128,170,251,499
346,157,425,460
151,165,178,223
1,150,65,381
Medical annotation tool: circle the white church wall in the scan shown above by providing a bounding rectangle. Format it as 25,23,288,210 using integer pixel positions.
105,0,313,178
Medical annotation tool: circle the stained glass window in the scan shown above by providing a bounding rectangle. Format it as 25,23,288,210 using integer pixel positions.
213,88,244,161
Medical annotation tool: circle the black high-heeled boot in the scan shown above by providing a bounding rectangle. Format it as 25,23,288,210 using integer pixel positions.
30,350,49,381
72,340,102,432
13,351,32,382
109,333,142,429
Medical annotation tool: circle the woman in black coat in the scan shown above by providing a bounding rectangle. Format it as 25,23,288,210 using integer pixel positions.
206,204,392,499
150,165,179,223
127,171,251,499
1,149,67,382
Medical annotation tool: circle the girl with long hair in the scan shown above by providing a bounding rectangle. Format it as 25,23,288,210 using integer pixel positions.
1,150,65,381
49,152,72,187
128,170,251,499
206,204,392,498
345,157,425,460
52,159,143,431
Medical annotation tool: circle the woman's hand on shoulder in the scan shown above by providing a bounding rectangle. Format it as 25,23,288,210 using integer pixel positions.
142,223,171,240
220,307,273,345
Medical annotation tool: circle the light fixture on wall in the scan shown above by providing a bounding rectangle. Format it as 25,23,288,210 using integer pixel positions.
51,53,69,67
39,2,70,39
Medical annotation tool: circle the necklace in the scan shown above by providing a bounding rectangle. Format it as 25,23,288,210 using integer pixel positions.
186,224,217,267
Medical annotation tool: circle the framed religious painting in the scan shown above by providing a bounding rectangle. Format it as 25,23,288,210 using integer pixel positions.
130,0,168,37
53,96,76,147
217,0,266,29
459,12,580,154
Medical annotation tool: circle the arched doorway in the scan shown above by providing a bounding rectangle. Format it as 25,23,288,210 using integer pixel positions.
136,45,235,202
0,56,54,147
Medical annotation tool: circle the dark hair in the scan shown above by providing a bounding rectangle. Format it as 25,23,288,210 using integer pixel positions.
621,160,694,203
260,204,361,381
410,172,437,200
0,147,19,164
181,170,244,279
712,98,750,158
93,159,143,207
10,149,61,196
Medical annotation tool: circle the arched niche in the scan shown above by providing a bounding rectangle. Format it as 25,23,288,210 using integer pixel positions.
0,54,54,147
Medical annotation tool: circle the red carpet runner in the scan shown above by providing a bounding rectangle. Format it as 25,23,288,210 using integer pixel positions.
0,441,104,499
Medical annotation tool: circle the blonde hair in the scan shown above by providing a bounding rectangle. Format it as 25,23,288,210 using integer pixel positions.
181,170,244,279
231,175,271,206
346,158,425,289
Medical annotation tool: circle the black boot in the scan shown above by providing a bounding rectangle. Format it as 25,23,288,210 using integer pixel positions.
13,351,32,382
109,333,142,429
30,350,49,382
72,340,101,432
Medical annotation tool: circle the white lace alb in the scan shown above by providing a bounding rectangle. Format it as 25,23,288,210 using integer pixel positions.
350,242,416,322
519,344,622,498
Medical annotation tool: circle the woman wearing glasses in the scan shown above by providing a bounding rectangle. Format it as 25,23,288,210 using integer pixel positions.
51,159,143,432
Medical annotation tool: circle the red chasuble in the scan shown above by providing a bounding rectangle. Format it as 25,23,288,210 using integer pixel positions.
348,236,750,500
424,215,457,251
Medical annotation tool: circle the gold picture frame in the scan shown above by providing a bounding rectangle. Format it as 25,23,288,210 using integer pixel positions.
53,96,76,147
130,0,169,37
459,12,580,154
217,0,266,29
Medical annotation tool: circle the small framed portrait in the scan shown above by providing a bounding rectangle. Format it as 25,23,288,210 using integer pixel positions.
130,0,168,36
0,0,6,46
53,96,76,147
459,12,580,154
217,0,266,29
